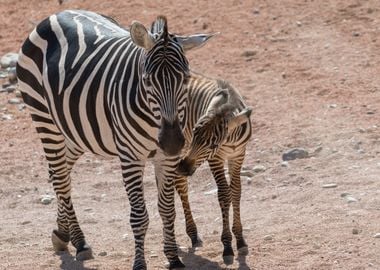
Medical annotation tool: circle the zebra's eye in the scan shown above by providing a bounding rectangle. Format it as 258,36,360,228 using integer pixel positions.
210,143,218,149
143,76,152,87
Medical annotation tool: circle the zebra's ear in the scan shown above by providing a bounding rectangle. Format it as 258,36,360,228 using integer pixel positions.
227,107,252,132
130,21,155,51
206,89,229,114
176,32,219,52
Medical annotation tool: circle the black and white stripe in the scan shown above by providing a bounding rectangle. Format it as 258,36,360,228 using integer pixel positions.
175,73,252,265
17,10,215,270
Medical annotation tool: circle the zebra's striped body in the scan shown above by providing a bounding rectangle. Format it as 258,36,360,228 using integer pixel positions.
176,73,252,264
17,10,214,269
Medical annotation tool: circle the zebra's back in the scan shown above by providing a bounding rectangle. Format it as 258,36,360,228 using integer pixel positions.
17,10,151,157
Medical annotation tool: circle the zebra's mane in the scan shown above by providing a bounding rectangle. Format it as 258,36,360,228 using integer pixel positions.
151,15,168,44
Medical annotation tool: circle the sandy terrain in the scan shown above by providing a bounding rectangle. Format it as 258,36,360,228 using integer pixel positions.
1,0,380,269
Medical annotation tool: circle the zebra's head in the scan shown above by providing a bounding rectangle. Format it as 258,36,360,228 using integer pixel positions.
130,16,216,156
176,89,252,176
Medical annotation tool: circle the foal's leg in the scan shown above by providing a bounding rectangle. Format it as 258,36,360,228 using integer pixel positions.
174,175,202,247
228,153,248,256
208,157,234,265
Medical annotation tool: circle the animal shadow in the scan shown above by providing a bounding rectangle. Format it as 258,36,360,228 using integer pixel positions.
179,247,252,270
57,251,96,270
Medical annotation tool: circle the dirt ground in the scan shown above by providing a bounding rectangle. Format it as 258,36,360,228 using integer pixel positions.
1,0,380,269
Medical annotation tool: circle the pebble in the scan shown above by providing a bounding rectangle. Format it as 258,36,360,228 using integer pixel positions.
0,52,18,69
241,50,257,58
7,67,17,84
21,221,31,225
282,148,309,161
18,104,26,111
252,165,266,173
322,183,337,188
98,251,107,256
352,228,359,235
374,233,380,238
122,233,129,240
281,161,289,167
40,194,55,205
264,235,273,241
246,177,253,185
345,196,358,203
241,170,254,177
8,98,21,104
1,114,13,120
204,188,218,195
296,21,302,27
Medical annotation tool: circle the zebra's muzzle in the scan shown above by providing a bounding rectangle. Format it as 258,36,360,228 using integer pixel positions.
158,117,185,156
176,158,196,176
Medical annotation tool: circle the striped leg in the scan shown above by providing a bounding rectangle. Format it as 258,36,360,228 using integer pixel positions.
119,159,149,270
174,175,202,247
208,157,234,265
228,155,248,256
154,159,184,269
31,112,92,260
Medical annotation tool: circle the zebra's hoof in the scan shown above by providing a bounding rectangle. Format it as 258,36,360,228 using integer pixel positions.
223,246,234,265
191,235,203,248
51,230,70,252
167,257,185,269
238,245,249,256
76,245,94,261
223,255,234,265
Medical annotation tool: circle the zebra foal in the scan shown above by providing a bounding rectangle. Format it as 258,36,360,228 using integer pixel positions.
17,10,215,269
176,74,252,264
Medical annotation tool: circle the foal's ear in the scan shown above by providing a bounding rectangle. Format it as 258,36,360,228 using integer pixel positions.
176,32,219,52
227,107,252,132
130,21,155,50
206,88,229,114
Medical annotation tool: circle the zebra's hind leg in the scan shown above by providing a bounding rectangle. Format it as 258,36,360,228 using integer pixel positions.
174,175,202,248
228,156,249,256
208,158,234,265
34,113,92,260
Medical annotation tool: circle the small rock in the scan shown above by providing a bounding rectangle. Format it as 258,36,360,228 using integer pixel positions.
21,221,31,225
202,22,208,30
329,104,337,108
281,72,286,79
241,50,257,58
7,67,17,84
352,32,360,37
1,114,13,120
241,170,254,177
15,90,22,98
322,183,337,188
352,228,359,235
252,165,266,173
18,104,26,111
150,253,158,258
98,251,107,256
345,196,358,203
40,194,54,205
122,233,129,240
246,177,253,185
282,148,309,161
264,235,273,241
253,8,260,14
204,188,218,195
296,21,302,27
0,52,18,69
281,161,289,167
374,233,380,238
8,98,21,104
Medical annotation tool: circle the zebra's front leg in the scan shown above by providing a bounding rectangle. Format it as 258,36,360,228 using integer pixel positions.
121,160,149,270
228,157,248,256
155,160,185,269
209,158,234,265
174,175,202,247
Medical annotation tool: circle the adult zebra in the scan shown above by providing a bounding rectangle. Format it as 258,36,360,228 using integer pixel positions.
175,73,252,264
16,10,215,270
